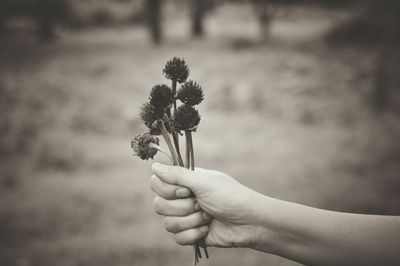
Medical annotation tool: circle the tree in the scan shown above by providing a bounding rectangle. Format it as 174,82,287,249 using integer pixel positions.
147,0,162,44
370,0,400,111
192,0,205,37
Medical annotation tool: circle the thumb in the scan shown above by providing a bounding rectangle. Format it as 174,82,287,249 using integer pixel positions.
152,163,203,191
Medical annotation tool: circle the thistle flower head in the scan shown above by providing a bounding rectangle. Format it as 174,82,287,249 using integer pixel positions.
149,84,174,109
139,102,164,135
173,104,201,132
131,133,159,160
163,57,189,83
177,80,204,106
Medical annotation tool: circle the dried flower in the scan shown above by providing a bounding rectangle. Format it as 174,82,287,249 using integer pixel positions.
163,57,189,83
173,104,201,131
150,84,174,109
139,102,164,135
131,133,160,160
177,80,204,106
132,56,208,264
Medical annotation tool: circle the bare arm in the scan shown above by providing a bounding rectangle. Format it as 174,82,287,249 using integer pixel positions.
150,163,400,266
254,196,400,266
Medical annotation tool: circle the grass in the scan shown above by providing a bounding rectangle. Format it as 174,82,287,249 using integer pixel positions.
0,3,400,266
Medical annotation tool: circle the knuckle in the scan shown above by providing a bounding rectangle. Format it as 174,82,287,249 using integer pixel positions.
150,175,158,183
191,229,200,240
153,196,158,206
163,217,171,231
191,198,198,211
194,212,205,225
153,181,175,200
173,234,186,246
184,199,195,214
153,196,162,214
159,185,173,199
201,211,212,222
163,217,177,233
150,175,158,192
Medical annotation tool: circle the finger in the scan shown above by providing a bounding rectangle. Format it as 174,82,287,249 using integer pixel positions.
173,226,209,246
163,211,212,233
152,163,206,192
153,196,200,216
150,175,191,200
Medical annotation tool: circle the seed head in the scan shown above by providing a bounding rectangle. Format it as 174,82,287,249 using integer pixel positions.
177,80,204,106
173,104,201,132
139,102,164,135
150,84,174,110
131,133,159,160
163,57,189,83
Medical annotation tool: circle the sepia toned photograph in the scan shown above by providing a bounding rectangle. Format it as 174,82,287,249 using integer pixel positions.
0,0,399,265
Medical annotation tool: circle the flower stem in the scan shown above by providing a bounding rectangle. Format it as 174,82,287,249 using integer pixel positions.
186,130,209,262
172,80,177,111
201,238,209,259
186,131,199,265
193,246,198,265
166,109,184,166
186,131,195,171
196,244,202,260
172,132,184,166
169,82,184,167
159,121,179,165
148,143,173,164
185,130,209,259
185,131,191,168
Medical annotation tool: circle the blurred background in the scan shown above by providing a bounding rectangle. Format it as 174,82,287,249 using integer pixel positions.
0,0,400,265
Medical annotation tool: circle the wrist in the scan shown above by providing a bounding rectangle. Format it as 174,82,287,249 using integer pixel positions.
249,194,324,264
247,194,303,256
246,193,280,252
225,189,271,248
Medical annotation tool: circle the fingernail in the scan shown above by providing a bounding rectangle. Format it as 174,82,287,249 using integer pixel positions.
152,163,170,174
194,202,201,211
176,188,191,198
200,225,209,233
202,211,211,220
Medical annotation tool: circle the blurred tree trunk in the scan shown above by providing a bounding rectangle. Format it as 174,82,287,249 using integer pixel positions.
147,0,162,44
35,0,59,41
0,1,10,33
192,0,204,37
371,0,400,112
253,0,272,41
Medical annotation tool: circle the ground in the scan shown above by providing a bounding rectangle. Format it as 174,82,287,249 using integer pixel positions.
1,3,400,266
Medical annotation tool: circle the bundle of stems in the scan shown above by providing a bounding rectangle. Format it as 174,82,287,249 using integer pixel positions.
131,57,208,265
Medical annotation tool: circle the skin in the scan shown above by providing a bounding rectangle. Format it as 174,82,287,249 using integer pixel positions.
150,163,400,266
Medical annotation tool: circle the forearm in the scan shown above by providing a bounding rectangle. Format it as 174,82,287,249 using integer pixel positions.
251,194,400,266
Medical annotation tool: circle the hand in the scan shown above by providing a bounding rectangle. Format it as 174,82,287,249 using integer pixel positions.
150,163,264,248
151,164,400,266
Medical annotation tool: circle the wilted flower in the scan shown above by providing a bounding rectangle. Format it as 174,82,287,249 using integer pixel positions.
173,104,201,131
150,84,174,109
177,80,204,106
163,57,189,83
131,133,160,160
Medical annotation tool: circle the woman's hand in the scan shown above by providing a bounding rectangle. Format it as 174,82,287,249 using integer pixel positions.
150,163,264,248
150,163,400,266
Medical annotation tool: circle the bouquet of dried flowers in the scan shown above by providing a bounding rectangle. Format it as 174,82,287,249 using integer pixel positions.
131,57,208,264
